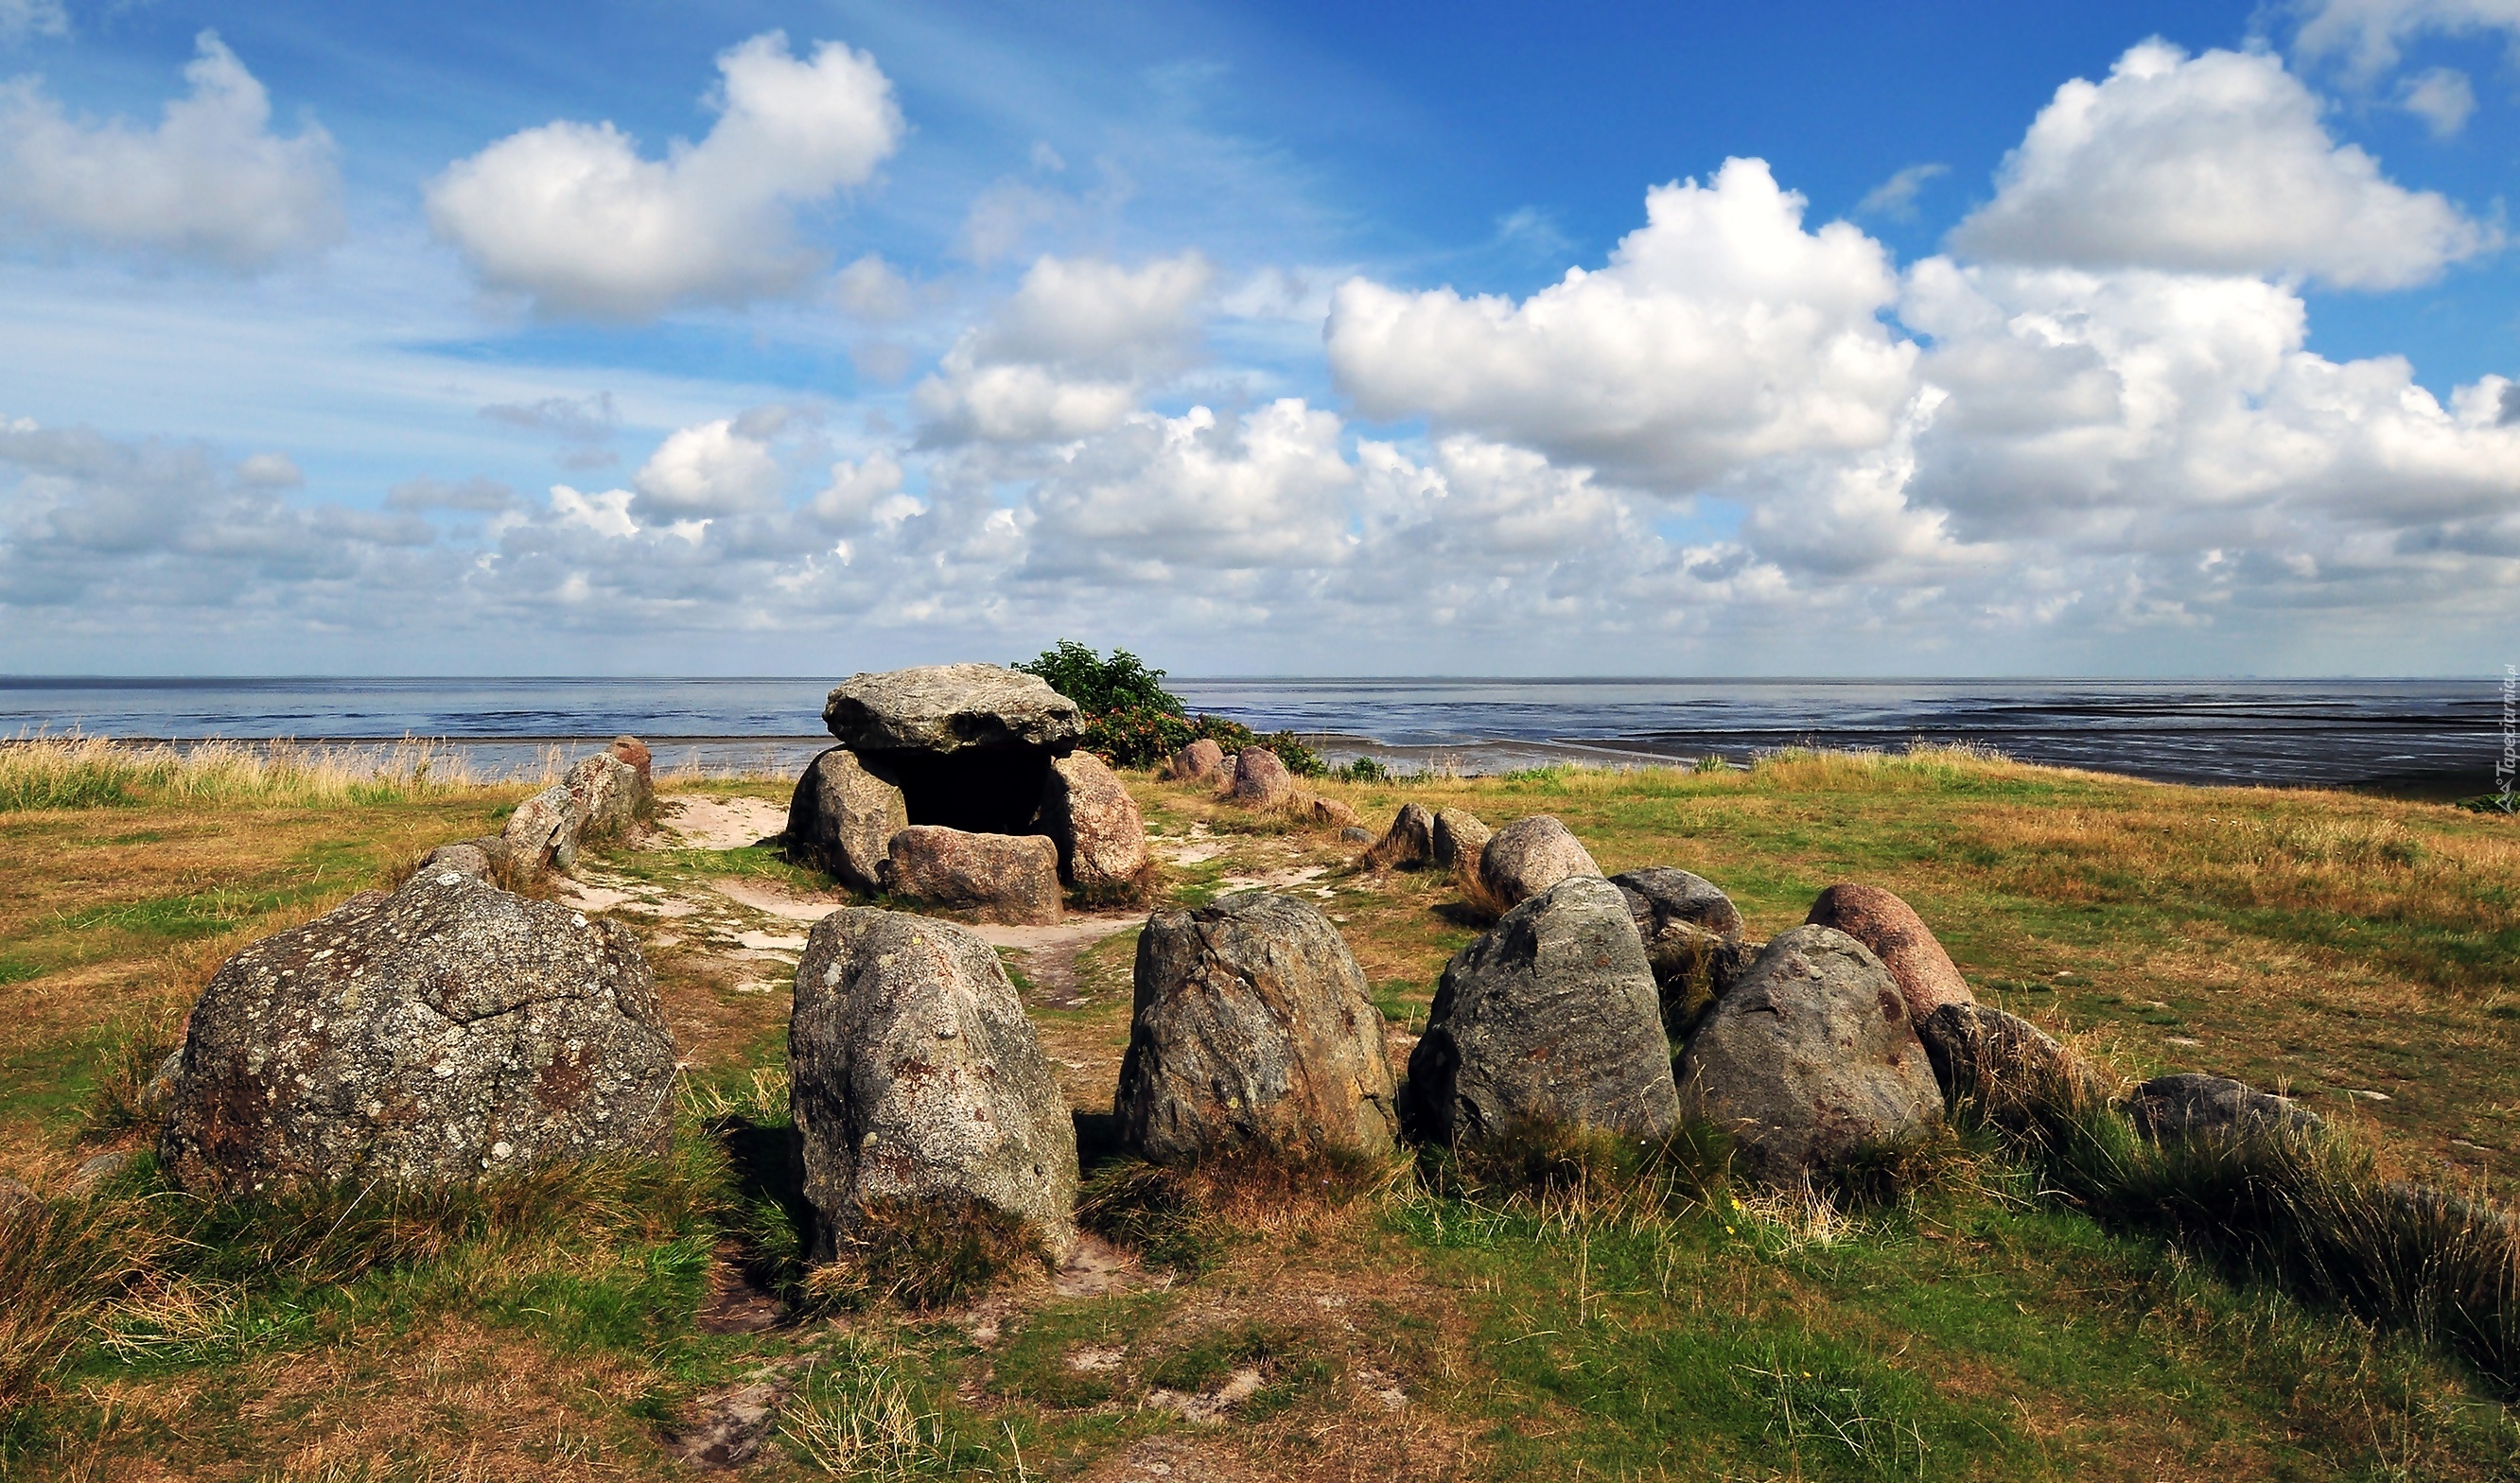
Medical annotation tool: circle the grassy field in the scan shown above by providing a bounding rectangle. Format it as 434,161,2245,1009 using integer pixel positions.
1,741,2516,1479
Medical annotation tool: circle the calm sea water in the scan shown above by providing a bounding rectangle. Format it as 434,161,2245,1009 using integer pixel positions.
0,675,2500,791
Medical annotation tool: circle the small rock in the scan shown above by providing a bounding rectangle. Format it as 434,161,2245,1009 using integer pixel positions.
1477,815,1601,911
70,1151,130,1191
1914,1003,2104,1130
1164,739,1228,783
1339,826,1371,845
1677,925,1944,1183
1429,809,1493,875
1612,868,1751,1038
787,746,911,893
1612,867,1743,944
1036,752,1149,891
1404,876,1678,1145
1303,794,1360,830
1229,747,1295,808
1118,892,1398,1164
138,1047,184,1117
884,827,1061,925
791,908,1079,1260
1805,884,1973,1020
1365,803,1435,868
2127,1073,2322,1143
0,1176,33,1213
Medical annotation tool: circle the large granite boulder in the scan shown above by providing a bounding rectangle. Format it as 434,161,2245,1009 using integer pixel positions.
499,783,583,873
1117,893,1398,1164
1229,746,1294,808
1035,752,1148,892
2127,1073,2322,1143
885,827,1061,925
787,746,910,893
1915,1003,2105,1132
822,664,1082,834
790,909,1079,1259
567,753,645,841
1430,809,1492,875
1477,816,1601,911
1403,876,1679,1146
1164,739,1227,783
1613,868,1752,1040
1805,884,1972,1020
159,868,675,1195
1677,925,1943,1183
1365,803,1435,868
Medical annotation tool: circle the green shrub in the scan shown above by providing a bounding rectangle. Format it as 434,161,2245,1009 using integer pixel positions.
1013,640,1184,717
1261,731,1327,778
1335,756,1391,783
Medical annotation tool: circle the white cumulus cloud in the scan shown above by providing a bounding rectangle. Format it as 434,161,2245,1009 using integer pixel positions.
2292,0,2520,80
0,0,66,41
1952,42,2489,288
630,416,787,519
426,31,902,320
919,253,1213,445
1325,158,1916,494
2398,65,2476,134
0,32,341,269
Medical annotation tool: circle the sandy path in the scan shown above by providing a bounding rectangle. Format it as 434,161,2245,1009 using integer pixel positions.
656,795,789,851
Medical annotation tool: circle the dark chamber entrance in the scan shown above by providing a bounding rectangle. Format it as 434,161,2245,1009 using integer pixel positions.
866,747,1056,835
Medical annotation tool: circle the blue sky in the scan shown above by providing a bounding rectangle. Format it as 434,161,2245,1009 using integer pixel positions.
1,0,2515,675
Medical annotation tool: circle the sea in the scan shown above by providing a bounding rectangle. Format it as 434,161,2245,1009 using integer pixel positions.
0,675,2504,794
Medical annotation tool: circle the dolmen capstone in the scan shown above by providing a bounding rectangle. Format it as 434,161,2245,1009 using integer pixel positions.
790,664,1149,915
1117,893,1398,1164
790,908,1080,1260
1806,884,1973,1020
500,739,655,874
1612,867,1752,1038
1477,815,1601,912
159,857,676,1195
1404,875,1680,1146
1678,925,1942,1182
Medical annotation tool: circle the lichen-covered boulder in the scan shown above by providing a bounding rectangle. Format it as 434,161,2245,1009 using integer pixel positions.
1477,816,1601,911
1164,739,1227,783
1036,752,1148,891
790,909,1079,1259
1677,925,1943,1183
1430,809,1492,875
823,664,1081,754
1118,893,1397,1164
2128,1073,2321,1143
1228,746,1294,808
884,827,1060,925
158,869,675,1195
567,753,645,841
609,735,654,793
1805,884,1972,1020
1366,803,1435,868
1613,868,1743,945
788,746,910,893
1403,876,1679,1146
499,783,582,873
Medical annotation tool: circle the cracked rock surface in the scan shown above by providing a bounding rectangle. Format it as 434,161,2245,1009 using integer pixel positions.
790,907,1080,1261
160,867,676,1195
